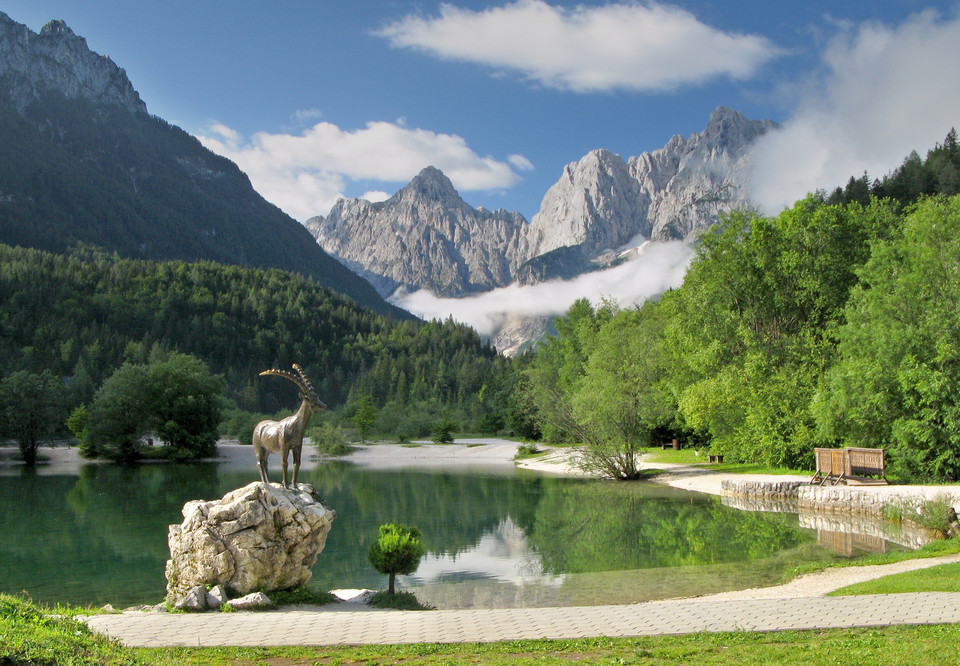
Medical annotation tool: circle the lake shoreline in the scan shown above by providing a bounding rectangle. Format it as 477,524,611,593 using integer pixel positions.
12,439,957,534
7,439,959,507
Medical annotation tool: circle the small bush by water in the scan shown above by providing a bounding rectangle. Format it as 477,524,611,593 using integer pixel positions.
514,442,542,459
307,422,352,457
882,493,960,538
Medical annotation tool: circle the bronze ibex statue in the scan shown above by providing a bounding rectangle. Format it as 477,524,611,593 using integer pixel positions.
253,364,326,488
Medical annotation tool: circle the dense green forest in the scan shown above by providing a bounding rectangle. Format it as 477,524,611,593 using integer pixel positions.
522,132,960,482
0,244,520,446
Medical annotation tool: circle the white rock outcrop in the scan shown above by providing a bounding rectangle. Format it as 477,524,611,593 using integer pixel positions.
165,482,336,604
523,148,647,261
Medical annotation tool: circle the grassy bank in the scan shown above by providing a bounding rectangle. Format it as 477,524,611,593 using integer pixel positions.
642,447,810,476
0,594,130,665
830,561,960,596
130,625,960,664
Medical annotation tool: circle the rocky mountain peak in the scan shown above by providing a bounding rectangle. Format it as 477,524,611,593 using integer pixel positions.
0,12,146,115
698,105,777,152
40,19,76,38
308,165,528,297
524,148,645,260
404,166,458,198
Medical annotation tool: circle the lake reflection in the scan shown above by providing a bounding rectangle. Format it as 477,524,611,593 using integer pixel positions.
0,446,904,608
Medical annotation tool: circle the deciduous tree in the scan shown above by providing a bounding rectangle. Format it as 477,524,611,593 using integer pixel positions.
815,195,960,480
83,351,222,460
0,370,66,466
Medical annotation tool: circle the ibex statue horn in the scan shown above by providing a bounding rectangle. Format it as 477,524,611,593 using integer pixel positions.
252,364,327,488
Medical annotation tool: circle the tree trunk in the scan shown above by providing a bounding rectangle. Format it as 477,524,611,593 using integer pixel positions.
388,573,396,595
20,434,38,467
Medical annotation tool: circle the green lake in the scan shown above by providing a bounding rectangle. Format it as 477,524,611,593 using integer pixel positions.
0,444,906,609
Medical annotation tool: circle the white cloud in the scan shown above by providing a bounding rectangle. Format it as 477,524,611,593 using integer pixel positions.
508,154,535,171
390,241,694,337
361,190,392,203
749,9,960,214
208,122,240,144
377,0,780,92
196,120,529,220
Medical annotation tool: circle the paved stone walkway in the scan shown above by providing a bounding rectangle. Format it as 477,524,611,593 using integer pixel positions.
85,592,960,647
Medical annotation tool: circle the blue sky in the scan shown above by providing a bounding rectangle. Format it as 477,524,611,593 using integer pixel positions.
4,1,960,224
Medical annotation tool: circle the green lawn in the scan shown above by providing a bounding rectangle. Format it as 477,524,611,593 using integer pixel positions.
829,561,960,596
641,447,810,475
130,625,960,665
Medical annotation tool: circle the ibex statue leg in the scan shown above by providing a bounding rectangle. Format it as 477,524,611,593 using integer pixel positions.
280,451,289,488
255,446,270,484
291,447,302,488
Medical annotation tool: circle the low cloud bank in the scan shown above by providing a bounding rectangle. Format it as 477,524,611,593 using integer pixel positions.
390,241,695,336
749,9,960,213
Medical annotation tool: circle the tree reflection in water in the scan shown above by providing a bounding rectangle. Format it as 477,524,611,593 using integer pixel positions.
0,458,885,608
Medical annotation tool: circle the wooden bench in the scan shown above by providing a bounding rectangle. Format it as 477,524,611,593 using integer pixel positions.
708,454,724,464
811,447,887,485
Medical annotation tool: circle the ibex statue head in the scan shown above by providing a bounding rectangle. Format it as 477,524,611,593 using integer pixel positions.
252,364,327,488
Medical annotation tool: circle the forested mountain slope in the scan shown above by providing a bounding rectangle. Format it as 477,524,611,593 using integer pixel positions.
0,13,405,318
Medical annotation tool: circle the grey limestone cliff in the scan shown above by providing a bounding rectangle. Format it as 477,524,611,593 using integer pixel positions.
0,12,146,115
308,107,778,300
522,107,779,263
633,106,779,242
308,166,527,297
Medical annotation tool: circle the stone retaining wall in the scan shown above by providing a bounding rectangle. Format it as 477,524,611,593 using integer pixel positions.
720,479,960,518
720,478,960,549
721,480,806,502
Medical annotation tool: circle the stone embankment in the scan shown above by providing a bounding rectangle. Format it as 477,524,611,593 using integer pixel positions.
721,479,960,517
720,478,960,549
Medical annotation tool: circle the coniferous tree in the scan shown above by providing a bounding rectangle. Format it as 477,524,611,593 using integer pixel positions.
368,524,425,595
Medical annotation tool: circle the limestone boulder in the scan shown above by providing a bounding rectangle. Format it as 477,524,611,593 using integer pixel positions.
228,591,274,610
165,482,336,604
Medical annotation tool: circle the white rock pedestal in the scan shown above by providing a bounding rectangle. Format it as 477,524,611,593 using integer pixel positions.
165,481,336,605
